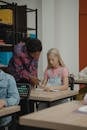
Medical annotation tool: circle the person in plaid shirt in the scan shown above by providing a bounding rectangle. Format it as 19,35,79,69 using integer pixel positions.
8,38,42,87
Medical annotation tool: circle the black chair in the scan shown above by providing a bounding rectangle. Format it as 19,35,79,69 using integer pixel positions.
17,83,31,99
17,83,34,115
0,112,19,130
68,75,76,100
69,75,75,90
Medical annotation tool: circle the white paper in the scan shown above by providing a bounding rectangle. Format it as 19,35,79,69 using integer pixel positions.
35,88,43,91
78,106,87,112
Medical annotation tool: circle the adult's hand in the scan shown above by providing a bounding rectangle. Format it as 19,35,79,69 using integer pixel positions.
30,76,40,86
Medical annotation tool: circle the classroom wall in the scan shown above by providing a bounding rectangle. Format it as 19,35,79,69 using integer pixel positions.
56,0,79,75
42,0,55,77
2,0,79,78
42,0,79,77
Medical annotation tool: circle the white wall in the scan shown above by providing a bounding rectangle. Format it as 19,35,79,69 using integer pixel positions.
55,0,79,75
42,0,55,74
42,0,79,76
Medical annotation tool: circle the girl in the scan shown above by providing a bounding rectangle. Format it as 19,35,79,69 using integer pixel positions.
41,48,69,91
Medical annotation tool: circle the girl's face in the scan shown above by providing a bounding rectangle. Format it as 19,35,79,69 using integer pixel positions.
48,53,59,68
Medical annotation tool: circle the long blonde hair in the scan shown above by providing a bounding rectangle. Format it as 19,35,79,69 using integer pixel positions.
47,48,65,68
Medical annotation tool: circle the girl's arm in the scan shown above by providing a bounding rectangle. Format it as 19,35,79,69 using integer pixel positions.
40,77,48,88
49,76,68,91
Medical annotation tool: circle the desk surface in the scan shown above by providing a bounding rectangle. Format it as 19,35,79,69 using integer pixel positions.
30,89,78,102
75,78,87,84
19,101,87,130
0,105,20,118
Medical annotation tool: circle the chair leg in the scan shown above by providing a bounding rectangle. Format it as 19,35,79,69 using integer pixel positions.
36,102,40,111
0,127,5,130
5,127,8,130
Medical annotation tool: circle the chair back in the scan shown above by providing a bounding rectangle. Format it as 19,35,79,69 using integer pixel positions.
17,83,33,115
17,83,31,99
69,75,75,90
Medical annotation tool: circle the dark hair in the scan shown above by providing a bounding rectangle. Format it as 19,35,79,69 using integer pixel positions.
25,38,42,53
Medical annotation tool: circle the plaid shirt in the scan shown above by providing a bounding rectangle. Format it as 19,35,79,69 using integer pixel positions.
8,42,38,84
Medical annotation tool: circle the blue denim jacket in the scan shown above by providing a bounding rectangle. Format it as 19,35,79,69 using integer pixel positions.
0,70,20,127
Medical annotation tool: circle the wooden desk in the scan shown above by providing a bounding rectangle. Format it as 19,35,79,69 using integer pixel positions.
30,89,78,102
75,78,87,84
19,101,87,130
29,89,78,111
0,105,20,118
74,78,87,100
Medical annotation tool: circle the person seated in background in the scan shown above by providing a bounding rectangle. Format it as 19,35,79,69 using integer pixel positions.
83,93,87,104
8,38,42,87
40,48,69,91
0,70,20,130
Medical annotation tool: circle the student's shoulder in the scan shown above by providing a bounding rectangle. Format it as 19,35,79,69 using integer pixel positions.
5,72,15,81
61,66,68,70
61,66,69,75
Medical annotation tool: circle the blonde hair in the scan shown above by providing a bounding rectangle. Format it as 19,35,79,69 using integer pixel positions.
47,48,65,68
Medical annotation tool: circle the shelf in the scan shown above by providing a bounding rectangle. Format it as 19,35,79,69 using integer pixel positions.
0,22,13,27
27,27,36,31
0,44,13,46
0,44,13,51
0,1,37,49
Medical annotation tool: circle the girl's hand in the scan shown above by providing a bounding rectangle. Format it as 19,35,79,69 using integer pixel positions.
0,99,6,109
39,84,45,88
44,87,50,92
43,86,55,92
